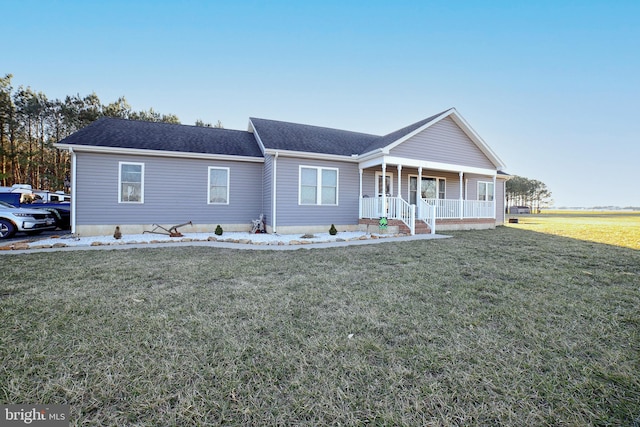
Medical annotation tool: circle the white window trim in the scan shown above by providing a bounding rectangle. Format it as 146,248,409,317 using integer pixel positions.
375,171,393,197
208,166,230,205
298,165,339,206
408,175,446,200
118,161,144,204
478,181,495,201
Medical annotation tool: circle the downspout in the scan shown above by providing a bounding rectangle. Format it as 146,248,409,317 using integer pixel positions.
69,147,77,235
272,151,278,233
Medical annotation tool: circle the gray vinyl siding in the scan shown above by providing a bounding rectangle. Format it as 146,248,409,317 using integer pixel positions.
75,152,263,225
274,157,360,227
362,169,376,198
389,117,496,169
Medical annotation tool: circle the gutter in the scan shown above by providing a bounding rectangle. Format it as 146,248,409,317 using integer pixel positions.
54,143,265,163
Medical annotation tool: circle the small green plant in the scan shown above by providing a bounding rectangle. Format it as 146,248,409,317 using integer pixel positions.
329,224,337,235
214,225,223,235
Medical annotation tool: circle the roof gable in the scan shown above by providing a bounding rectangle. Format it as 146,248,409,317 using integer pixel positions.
368,108,505,169
388,116,497,169
57,117,263,158
360,110,450,154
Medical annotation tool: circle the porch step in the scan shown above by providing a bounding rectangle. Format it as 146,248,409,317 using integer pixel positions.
358,219,432,235
398,220,432,235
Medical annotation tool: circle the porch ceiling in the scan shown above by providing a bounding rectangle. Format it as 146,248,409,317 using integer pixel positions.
358,155,497,176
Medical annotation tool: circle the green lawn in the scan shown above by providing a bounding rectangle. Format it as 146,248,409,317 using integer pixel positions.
1,227,639,426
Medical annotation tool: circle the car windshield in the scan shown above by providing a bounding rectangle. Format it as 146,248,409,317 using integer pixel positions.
0,200,17,208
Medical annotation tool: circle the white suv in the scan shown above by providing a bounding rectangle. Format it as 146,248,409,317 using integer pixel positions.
0,201,56,239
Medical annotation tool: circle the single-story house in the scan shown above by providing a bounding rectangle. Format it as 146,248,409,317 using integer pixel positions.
55,108,508,236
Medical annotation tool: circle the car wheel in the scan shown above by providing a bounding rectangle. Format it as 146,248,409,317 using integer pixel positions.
0,219,16,239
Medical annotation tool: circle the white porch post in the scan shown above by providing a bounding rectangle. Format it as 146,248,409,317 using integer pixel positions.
417,166,422,218
358,168,363,219
459,171,464,219
397,164,402,199
381,163,387,216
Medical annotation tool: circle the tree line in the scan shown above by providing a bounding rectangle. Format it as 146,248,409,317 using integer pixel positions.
505,175,552,213
0,73,220,191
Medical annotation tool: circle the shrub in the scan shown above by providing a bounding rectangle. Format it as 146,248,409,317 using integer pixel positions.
215,225,223,235
329,224,337,235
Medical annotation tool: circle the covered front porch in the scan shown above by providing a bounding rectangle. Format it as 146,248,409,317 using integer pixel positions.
359,196,496,235
356,159,499,235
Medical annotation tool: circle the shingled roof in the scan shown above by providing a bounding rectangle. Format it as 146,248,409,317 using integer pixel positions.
59,109,476,162
249,118,379,156
251,110,451,156
57,117,263,158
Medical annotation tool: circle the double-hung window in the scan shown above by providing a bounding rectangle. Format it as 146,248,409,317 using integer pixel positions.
299,166,338,205
119,162,144,203
208,167,230,204
409,176,446,203
478,181,494,201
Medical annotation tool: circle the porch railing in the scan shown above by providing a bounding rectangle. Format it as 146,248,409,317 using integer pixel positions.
360,197,415,235
360,196,382,219
360,197,495,233
424,198,461,218
417,198,436,234
388,197,415,235
424,199,495,219
464,200,494,218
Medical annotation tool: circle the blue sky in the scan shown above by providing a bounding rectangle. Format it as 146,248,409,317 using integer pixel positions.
3,0,639,207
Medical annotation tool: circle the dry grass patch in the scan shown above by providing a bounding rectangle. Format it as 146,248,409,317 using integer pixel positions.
1,227,639,425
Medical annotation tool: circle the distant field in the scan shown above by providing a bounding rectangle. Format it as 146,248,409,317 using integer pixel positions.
506,210,640,250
